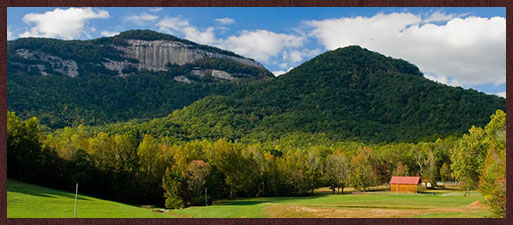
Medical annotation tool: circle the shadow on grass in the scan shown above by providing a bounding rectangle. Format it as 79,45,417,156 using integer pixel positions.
215,195,326,206
8,179,90,201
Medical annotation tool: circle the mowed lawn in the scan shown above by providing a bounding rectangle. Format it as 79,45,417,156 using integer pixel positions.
7,179,171,218
8,179,491,218
170,190,492,218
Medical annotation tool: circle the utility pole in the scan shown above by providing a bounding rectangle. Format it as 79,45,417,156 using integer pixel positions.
74,182,78,218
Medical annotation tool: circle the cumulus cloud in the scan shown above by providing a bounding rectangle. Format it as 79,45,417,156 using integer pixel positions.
282,48,321,63
422,11,467,23
19,7,109,40
215,17,235,25
156,17,305,63
305,12,506,87
157,16,216,45
124,13,158,25
101,31,120,37
272,67,294,76
423,73,462,87
220,30,304,62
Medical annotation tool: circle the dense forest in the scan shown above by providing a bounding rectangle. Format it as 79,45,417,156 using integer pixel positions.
7,110,506,217
135,46,505,143
7,30,273,128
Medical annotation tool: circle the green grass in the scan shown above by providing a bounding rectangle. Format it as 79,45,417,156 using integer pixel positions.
170,190,492,218
8,179,492,218
7,179,172,218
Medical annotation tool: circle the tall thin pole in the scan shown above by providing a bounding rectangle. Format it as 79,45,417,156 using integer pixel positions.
74,182,78,218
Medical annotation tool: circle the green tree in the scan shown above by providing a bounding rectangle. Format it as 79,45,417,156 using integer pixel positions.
451,126,487,189
479,110,506,217
439,162,451,187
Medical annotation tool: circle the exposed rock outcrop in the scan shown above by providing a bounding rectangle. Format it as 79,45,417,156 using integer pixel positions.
15,49,79,77
114,39,264,71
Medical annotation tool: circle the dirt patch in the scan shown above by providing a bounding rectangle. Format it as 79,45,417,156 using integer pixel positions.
469,201,486,208
264,205,487,218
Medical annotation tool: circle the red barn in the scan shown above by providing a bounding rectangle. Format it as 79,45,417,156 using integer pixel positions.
390,176,421,193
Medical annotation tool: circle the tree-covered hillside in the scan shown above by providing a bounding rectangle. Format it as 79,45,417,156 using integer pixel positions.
7,30,273,128
167,46,505,143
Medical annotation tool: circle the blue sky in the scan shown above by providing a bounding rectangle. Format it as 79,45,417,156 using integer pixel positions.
7,7,506,97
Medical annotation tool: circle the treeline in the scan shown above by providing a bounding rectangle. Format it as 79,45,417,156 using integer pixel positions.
7,110,505,217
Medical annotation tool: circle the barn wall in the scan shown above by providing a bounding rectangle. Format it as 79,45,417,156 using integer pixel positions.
390,184,418,193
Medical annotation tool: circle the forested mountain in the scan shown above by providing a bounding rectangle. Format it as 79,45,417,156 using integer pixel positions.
165,46,505,143
7,30,273,128
8,30,504,143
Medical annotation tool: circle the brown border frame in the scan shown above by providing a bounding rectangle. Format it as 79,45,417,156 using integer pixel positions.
0,1,511,225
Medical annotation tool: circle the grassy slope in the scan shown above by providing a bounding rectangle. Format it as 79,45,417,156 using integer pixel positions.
7,179,172,218
170,190,491,218
7,179,491,218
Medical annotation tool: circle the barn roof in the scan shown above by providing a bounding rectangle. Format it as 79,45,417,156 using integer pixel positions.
389,176,420,185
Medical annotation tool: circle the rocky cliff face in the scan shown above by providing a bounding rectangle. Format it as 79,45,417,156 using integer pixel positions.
112,39,263,72
8,30,269,80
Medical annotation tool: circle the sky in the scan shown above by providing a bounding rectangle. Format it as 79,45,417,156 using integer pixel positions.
7,7,506,97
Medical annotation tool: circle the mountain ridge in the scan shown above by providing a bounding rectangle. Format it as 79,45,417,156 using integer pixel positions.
7,30,273,128
8,29,268,78
164,46,505,142
7,31,505,143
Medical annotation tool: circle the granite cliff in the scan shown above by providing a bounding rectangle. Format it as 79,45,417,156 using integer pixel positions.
7,30,271,80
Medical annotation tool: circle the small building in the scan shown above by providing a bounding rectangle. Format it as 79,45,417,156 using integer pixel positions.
390,176,421,193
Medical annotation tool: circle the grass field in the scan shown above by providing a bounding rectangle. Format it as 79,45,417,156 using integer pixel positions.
8,179,491,218
169,189,492,218
7,179,171,218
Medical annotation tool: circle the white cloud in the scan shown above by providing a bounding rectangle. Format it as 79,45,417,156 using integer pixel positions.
156,17,305,62
19,7,109,40
215,17,235,25
7,27,14,40
157,16,216,45
148,8,162,12
124,13,158,25
422,11,467,23
273,70,287,76
272,67,294,76
423,73,461,87
282,48,321,63
100,31,120,37
305,12,506,87
220,30,304,62
495,92,506,98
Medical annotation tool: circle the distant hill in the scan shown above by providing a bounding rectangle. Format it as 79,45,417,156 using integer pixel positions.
7,30,273,128
164,46,505,142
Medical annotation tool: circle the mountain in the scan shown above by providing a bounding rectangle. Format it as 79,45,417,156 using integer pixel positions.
8,31,505,143
162,46,505,142
7,30,273,128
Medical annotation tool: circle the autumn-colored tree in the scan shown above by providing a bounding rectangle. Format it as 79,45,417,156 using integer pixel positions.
186,160,212,205
326,153,350,194
394,161,406,176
